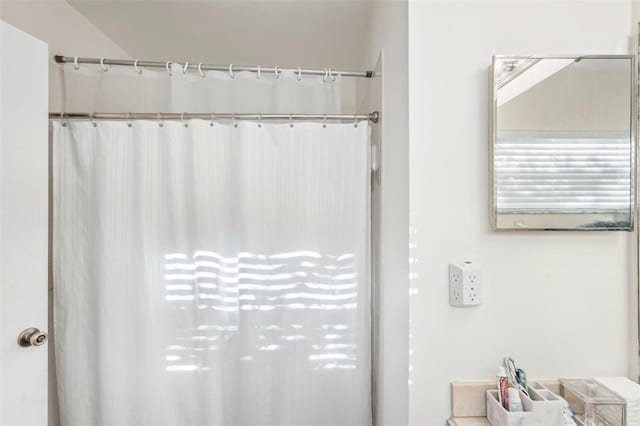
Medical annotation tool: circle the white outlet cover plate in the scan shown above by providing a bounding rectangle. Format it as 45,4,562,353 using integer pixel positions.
449,262,482,307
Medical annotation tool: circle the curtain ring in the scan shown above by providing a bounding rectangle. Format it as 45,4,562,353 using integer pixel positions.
229,64,235,79
183,62,189,74
258,113,262,128
60,112,67,127
297,67,302,81
157,112,163,127
134,60,142,74
100,58,109,72
127,112,132,127
289,113,294,128
165,61,172,76
354,116,358,128
329,68,336,82
274,66,280,79
257,65,261,80
73,57,80,71
233,113,238,128
323,114,327,128
323,68,328,82
198,63,206,78
90,112,96,127
210,113,215,127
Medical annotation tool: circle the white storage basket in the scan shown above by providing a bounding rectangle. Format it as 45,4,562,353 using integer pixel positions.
486,382,566,426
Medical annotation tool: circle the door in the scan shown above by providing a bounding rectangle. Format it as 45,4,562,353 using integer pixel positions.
0,20,49,426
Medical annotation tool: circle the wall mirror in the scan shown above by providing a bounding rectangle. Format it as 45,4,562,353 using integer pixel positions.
490,55,636,231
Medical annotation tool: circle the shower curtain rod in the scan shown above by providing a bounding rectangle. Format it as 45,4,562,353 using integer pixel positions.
54,56,374,78
50,112,380,123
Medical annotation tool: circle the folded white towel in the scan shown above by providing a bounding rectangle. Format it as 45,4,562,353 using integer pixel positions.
595,377,640,426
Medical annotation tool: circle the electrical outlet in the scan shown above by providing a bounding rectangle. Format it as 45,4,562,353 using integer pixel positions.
449,262,482,307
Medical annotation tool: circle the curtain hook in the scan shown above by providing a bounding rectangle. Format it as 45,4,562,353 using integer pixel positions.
297,67,302,81
182,62,189,74
100,58,109,72
229,64,235,79
210,112,215,127
354,115,358,128
274,66,280,79
233,113,238,128
127,112,132,128
323,114,327,128
73,56,80,71
60,112,67,127
157,112,163,127
258,113,262,128
90,112,96,127
329,68,336,82
165,61,172,76
323,68,328,83
182,112,189,127
257,65,261,80
134,60,142,75
198,63,206,78
289,113,294,128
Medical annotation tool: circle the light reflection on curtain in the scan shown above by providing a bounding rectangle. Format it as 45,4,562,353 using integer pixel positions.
53,120,371,426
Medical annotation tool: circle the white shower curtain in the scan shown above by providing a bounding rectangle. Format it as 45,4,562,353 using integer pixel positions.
53,119,371,426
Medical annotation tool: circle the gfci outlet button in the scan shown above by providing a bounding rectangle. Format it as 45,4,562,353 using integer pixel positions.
449,262,482,307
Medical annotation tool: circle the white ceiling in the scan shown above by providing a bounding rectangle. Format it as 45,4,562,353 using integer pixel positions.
67,0,374,70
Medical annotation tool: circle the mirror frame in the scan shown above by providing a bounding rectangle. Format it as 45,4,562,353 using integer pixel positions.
489,54,637,231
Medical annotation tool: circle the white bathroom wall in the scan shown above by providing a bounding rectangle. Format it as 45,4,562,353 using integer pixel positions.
0,0,131,110
58,1,375,114
409,2,635,425
359,1,409,425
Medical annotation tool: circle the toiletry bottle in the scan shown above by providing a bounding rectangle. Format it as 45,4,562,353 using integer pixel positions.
497,366,509,409
507,387,523,412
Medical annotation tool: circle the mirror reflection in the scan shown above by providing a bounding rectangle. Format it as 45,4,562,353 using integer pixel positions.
491,55,635,230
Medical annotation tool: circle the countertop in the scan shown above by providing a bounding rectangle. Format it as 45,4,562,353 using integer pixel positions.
448,418,490,426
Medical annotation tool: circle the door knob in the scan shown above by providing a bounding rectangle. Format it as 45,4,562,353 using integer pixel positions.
17,327,48,347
